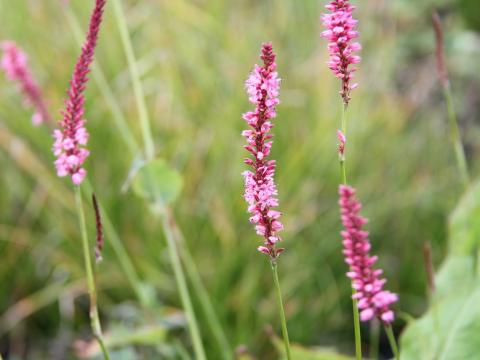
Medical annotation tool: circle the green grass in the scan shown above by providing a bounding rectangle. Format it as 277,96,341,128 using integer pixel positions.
0,0,478,358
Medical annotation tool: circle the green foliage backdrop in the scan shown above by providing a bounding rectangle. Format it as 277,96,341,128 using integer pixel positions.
0,0,479,358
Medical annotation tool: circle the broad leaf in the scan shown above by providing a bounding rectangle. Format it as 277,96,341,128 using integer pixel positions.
401,181,480,359
448,181,480,255
271,334,354,360
132,159,183,207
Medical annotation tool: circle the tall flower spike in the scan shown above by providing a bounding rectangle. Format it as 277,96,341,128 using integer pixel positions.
52,0,107,185
1,41,51,126
242,43,284,259
321,0,361,106
339,185,398,324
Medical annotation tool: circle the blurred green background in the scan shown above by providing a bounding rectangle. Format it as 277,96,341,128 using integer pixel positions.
0,0,479,359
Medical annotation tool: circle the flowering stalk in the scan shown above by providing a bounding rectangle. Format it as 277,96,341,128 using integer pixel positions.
52,1,109,358
432,11,470,187
1,41,51,126
339,185,399,357
321,1,363,357
242,43,291,359
53,0,106,185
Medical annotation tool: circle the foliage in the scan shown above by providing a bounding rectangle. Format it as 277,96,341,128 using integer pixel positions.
0,0,479,358
400,181,480,359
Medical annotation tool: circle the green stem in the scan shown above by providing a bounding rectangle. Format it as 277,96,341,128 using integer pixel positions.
112,0,155,161
340,103,347,185
339,103,362,359
74,186,110,360
369,318,380,360
385,324,400,360
160,212,206,360
352,292,362,360
442,85,469,187
167,210,232,359
271,261,291,360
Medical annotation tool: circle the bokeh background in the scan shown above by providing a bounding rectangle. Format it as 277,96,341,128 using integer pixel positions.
1,0,480,359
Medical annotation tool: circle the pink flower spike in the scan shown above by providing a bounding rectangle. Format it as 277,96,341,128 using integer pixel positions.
52,0,107,186
338,185,398,324
321,0,361,106
1,41,51,126
242,43,284,260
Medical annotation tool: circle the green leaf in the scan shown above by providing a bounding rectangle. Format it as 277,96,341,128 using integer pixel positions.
271,334,354,360
401,280,480,360
401,180,480,359
448,180,480,255
132,159,183,207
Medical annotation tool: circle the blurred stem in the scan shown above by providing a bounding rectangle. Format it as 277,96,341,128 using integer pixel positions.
369,318,380,360
340,103,347,185
82,180,150,307
64,7,140,155
74,186,110,360
167,209,232,359
112,0,155,161
385,325,399,360
442,85,469,187
160,211,206,360
352,293,362,360
271,261,291,360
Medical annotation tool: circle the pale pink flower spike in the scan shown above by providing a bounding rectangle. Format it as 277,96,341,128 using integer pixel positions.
321,0,361,106
1,41,50,126
242,43,284,259
339,185,398,324
53,0,106,185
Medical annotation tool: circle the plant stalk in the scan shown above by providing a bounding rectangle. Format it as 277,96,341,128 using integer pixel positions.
112,0,155,161
160,212,206,360
167,210,232,359
442,85,469,187
339,102,362,360
385,324,399,360
369,318,380,360
74,186,110,360
271,260,292,360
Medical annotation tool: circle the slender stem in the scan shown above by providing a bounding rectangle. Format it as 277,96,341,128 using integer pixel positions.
385,324,400,360
74,186,110,360
340,104,347,185
113,3,212,357
339,103,362,359
271,261,292,360
112,0,155,161
352,292,362,360
369,318,380,360
442,85,469,187
167,210,232,359
160,213,206,360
